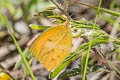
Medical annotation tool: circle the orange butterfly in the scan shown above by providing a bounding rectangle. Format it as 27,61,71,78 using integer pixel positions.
28,21,72,71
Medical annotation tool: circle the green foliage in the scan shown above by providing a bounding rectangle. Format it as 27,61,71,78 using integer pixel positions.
29,24,50,30
58,68,81,80
34,9,66,23
57,64,106,80
34,10,56,17
116,48,120,61
100,13,115,25
46,6,56,10
70,20,100,30
28,0,52,13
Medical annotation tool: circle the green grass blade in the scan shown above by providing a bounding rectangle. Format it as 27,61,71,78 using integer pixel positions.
14,47,30,69
29,24,50,30
0,14,36,80
78,1,120,16
82,0,102,80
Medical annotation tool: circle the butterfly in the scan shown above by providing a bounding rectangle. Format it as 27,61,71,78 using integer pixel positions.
28,21,72,71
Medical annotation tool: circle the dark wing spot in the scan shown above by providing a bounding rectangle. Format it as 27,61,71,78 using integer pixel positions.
42,51,50,56
51,49,55,52
62,48,65,52
51,58,55,61
57,55,61,58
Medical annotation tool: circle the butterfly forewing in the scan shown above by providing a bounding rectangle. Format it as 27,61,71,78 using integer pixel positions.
38,30,66,61
29,22,72,71
45,31,72,71
30,25,65,57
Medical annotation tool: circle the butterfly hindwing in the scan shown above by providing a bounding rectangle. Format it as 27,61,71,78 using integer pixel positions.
29,22,72,71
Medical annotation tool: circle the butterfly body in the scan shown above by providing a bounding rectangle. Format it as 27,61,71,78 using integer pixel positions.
29,22,72,71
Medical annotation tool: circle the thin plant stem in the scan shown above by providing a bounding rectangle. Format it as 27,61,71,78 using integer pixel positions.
14,47,30,69
0,14,36,80
77,1,120,16
82,0,102,80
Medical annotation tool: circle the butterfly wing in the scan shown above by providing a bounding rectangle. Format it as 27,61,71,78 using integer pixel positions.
29,23,72,71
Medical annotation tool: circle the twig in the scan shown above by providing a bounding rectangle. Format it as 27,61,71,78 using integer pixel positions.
50,0,70,19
